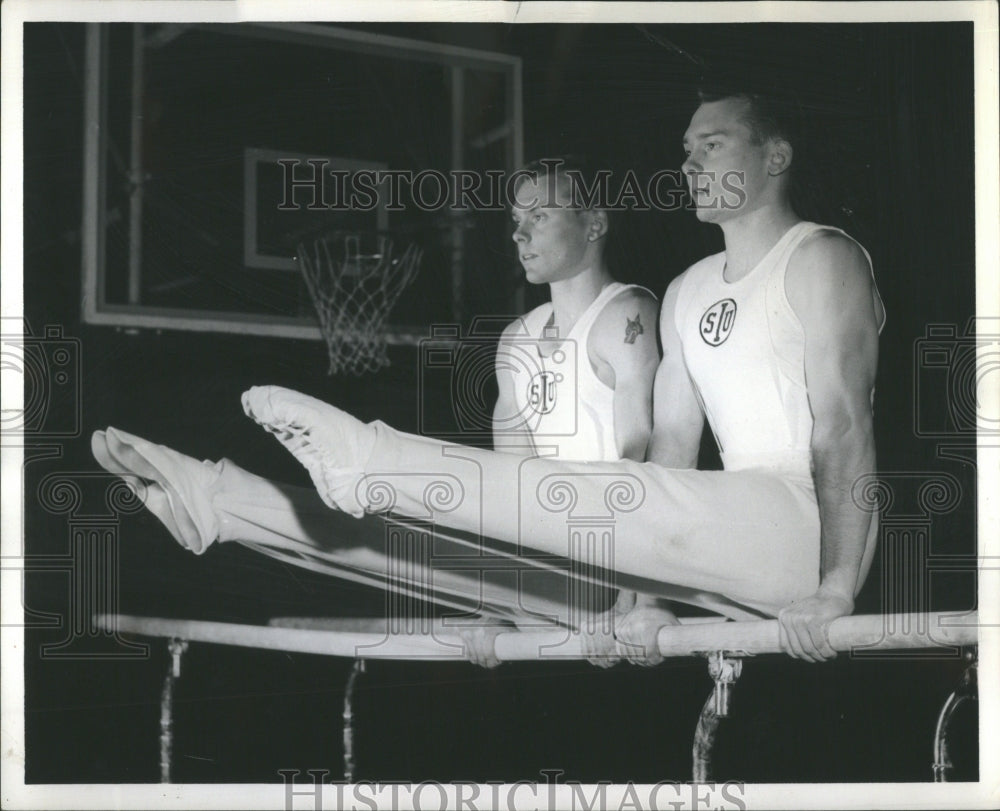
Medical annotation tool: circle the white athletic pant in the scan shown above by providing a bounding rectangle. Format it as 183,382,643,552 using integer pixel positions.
94,425,878,622
93,428,784,626
93,429,640,630
353,422,880,617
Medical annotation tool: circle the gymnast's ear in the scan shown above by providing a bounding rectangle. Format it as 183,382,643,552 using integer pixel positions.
586,208,608,242
767,138,793,177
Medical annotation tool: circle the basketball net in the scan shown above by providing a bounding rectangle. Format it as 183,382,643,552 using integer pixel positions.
297,232,422,375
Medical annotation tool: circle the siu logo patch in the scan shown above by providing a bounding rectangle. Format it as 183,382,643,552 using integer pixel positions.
527,370,559,414
699,298,737,346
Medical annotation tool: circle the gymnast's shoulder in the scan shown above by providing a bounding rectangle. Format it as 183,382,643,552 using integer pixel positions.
498,303,550,344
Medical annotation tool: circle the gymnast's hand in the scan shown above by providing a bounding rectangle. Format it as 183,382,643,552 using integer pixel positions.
613,599,679,667
580,611,622,669
580,589,640,668
778,587,854,662
459,621,513,669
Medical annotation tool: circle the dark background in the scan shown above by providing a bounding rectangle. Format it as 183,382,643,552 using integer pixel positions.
21,22,979,783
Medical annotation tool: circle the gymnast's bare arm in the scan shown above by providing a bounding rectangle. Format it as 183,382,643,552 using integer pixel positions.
491,320,538,457
611,275,702,665
576,289,663,665
466,316,573,667
779,231,883,662
464,322,541,667
646,274,705,469
587,288,661,461
585,285,698,666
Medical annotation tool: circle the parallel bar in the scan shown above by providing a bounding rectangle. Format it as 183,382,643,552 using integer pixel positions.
95,612,979,661
655,611,978,657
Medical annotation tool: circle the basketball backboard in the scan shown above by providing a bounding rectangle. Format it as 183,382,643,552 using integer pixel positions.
81,23,523,344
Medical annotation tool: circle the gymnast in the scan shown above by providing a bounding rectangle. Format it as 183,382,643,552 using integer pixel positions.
460,155,668,668
91,158,668,655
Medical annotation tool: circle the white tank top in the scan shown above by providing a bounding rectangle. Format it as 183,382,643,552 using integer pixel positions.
674,221,885,476
509,282,652,461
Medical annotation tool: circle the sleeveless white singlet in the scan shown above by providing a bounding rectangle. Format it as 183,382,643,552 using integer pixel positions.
674,221,886,476
507,282,654,462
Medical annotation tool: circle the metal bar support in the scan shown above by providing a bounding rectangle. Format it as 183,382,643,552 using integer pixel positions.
342,659,366,782
692,651,744,782
932,648,977,782
159,638,188,783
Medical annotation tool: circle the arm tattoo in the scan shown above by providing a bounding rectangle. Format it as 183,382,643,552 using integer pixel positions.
624,313,644,344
